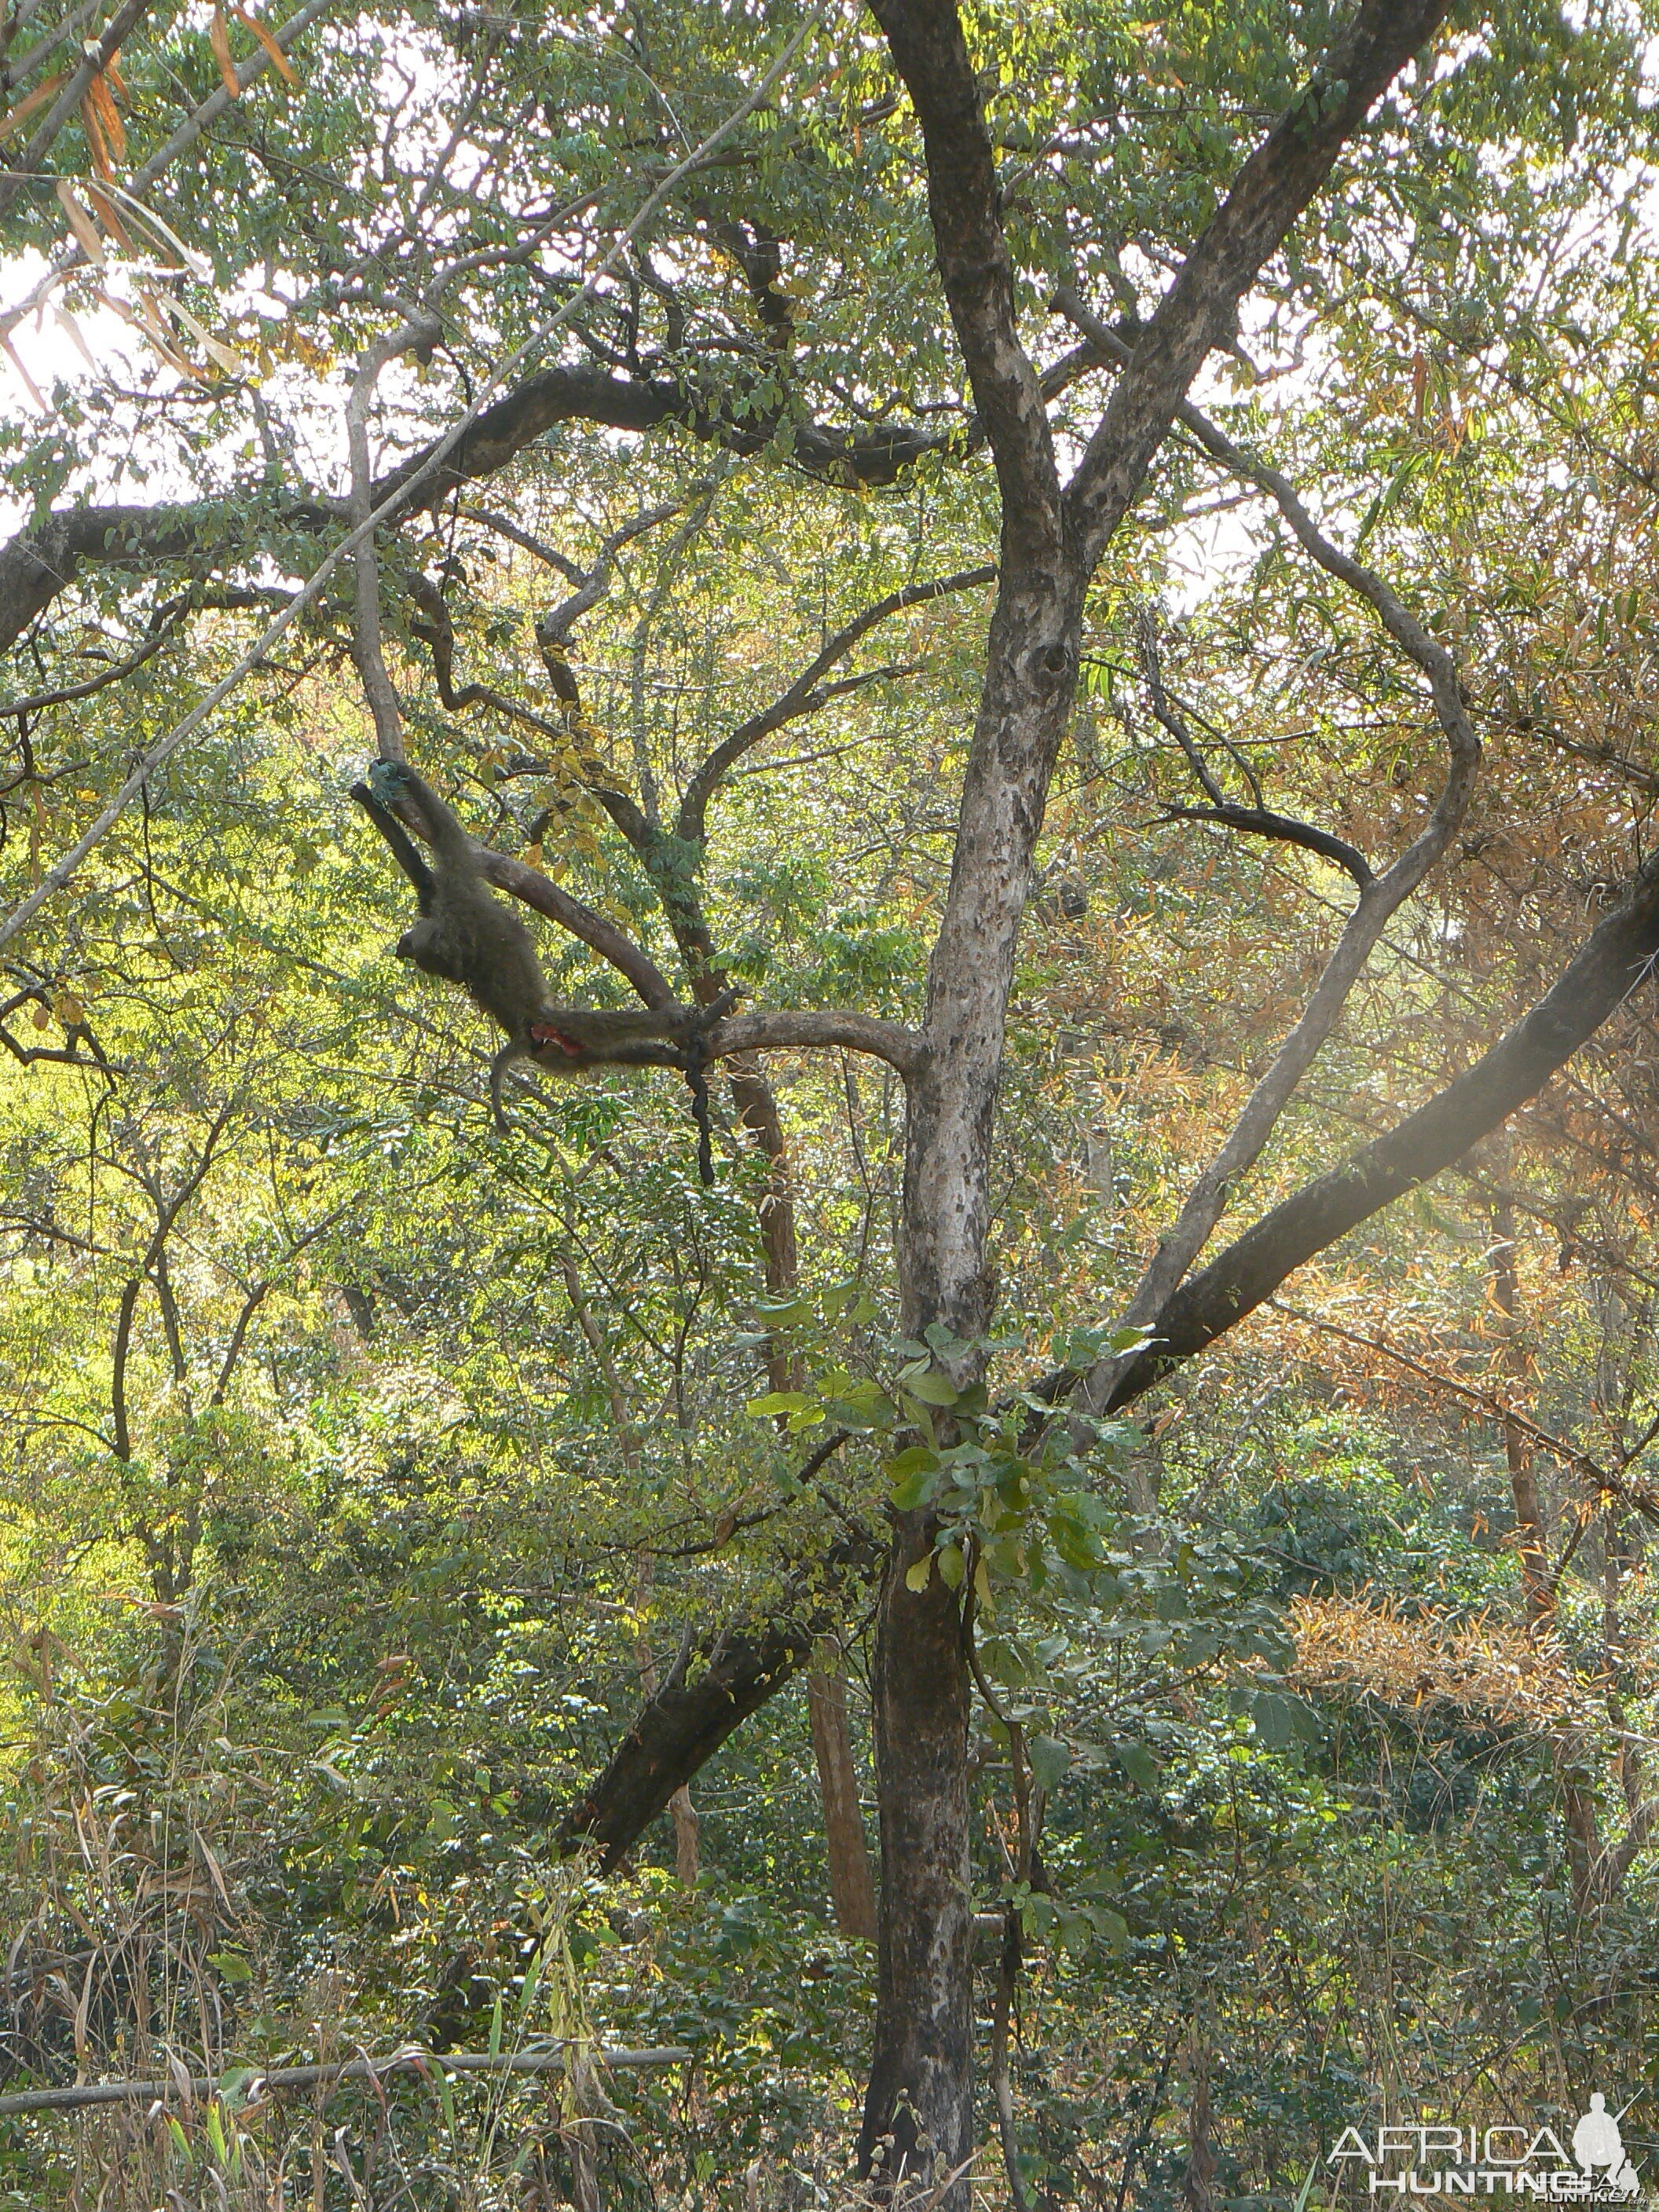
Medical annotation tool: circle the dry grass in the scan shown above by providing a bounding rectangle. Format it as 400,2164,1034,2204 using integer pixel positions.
1287,1591,1591,1729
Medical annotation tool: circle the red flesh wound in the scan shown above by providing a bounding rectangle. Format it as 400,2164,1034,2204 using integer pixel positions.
529,1024,584,1057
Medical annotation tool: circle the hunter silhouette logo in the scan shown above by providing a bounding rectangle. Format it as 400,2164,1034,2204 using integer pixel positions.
1328,2094,1645,2200
1572,2098,1641,2201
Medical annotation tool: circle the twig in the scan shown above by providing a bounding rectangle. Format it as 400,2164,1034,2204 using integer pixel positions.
0,2043,693,2117
1265,1295,1659,1529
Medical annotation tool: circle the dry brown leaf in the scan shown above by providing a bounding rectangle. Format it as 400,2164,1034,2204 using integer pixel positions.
79,90,112,181
0,69,65,139
53,178,106,266
87,70,126,159
53,308,99,376
1289,1592,1586,1730
85,183,133,251
209,5,241,97
133,285,200,377
1,335,46,412
232,4,299,85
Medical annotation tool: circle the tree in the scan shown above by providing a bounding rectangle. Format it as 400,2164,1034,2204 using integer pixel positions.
5,0,1659,2196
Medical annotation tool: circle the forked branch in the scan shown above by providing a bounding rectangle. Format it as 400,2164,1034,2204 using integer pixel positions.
1056,285,1479,1412
676,562,996,847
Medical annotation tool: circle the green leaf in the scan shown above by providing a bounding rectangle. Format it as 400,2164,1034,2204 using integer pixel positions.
1027,1734,1071,1793
745,1390,814,1416
886,1443,940,1477
1113,1740,1159,1790
517,1946,543,2020
890,1467,938,1511
906,1555,932,1591
937,1541,965,1588
1356,447,1429,548
1094,1906,1130,1956
1251,1690,1320,1748
906,1370,960,1406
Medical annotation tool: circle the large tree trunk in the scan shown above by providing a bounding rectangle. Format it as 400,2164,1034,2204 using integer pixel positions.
859,606,1081,2185
851,0,1452,2182
857,1518,976,2188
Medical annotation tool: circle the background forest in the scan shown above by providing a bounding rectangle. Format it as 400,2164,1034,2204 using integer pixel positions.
3,0,1659,2206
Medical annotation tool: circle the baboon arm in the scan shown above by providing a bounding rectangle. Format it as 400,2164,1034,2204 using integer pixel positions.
351,782,436,914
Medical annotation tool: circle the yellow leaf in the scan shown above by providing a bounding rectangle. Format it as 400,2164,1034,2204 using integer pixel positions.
0,70,64,141
905,1557,932,1592
54,179,106,266
163,293,241,375
53,992,85,1027
210,5,241,97
30,1004,50,1031
231,4,299,85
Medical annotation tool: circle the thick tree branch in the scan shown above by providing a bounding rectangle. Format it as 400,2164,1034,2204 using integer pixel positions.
384,361,948,515
1063,0,1452,568
467,848,677,1009
865,0,1061,565
709,1009,924,1079
1155,802,1374,888
1099,858,1659,1410
0,368,957,658
558,1434,872,1866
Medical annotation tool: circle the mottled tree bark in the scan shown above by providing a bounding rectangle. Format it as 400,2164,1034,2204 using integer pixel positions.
857,1514,976,2188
